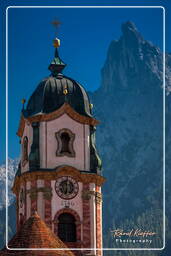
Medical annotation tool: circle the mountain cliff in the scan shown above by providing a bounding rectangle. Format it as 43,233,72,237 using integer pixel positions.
90,21,171,253
0,158,18,209
0,159,18,248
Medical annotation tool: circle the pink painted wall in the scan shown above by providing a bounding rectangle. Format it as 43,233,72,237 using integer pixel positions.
51,180,83,223
40,114,90,171
26,181,31,219
21,113,91,173
89,183,97,251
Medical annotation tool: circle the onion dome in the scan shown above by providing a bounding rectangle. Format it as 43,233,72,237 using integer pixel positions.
0,212,74,256
24,38,91,118
24,75,91,118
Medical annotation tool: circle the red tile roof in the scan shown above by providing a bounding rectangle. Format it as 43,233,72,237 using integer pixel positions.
0,212,75,256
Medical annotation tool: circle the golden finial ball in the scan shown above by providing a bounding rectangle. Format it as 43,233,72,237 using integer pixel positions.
53,38,60,48
21,99,26,104
63,89,68,95
90,103,93,109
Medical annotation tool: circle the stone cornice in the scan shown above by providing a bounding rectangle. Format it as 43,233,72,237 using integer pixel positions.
12,166,105,194
17,103,99,137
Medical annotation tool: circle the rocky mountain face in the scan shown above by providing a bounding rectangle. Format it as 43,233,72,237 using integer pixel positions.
0,159,18,248
0,158,18,209
100,21,171,93
90,21,171,253
0,21,171,255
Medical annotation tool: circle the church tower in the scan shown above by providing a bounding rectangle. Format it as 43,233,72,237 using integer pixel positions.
12,35,105,256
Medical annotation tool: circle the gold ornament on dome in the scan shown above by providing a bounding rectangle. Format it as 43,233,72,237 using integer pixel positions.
90,103,93,109
63,89,68,95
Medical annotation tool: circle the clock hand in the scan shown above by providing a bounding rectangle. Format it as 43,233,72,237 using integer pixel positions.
67,179,70,194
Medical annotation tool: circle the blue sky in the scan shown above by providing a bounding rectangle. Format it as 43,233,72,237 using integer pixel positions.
0,0,170,163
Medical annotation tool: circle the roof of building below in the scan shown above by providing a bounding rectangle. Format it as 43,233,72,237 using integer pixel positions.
1,212,75,256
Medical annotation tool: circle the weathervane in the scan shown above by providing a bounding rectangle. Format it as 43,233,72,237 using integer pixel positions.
51,19,61,48
48,18,66,75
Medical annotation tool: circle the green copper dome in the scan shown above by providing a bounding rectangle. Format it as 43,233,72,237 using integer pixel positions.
23,47,92,118
24,74,92,118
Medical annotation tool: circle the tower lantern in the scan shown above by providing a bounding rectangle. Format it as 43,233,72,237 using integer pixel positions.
12,28,105,256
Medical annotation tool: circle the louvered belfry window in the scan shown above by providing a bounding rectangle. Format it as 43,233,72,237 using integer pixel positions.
58,213,76,242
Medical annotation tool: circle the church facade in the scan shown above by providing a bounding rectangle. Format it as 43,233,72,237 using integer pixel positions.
11,37,105,256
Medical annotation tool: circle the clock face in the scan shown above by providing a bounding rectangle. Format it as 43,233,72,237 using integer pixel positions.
55,176,79,199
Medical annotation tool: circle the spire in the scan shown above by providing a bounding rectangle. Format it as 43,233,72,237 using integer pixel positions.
48,38,66,76
48,20,66,76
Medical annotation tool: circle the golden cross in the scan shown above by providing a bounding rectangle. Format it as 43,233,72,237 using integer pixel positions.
51,19,61,36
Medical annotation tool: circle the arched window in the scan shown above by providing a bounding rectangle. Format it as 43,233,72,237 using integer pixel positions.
55,129,75,157
60,132,71,154
58,213,76,242
19,188,25,208
19,213,24,229
22,136,28,166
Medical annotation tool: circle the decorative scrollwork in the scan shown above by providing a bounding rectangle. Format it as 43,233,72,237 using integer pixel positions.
27,187,52,200
82,189,102,203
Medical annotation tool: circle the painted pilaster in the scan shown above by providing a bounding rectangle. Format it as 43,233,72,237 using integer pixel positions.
82,183,91,253
30,180,37,215
39,122,46,169
16,193,19,231
37,179,45,220
96,186,102,256
44,180,52,228
26,181,31,219
24,181,27,222
90,183,96,255
84,124,90,171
